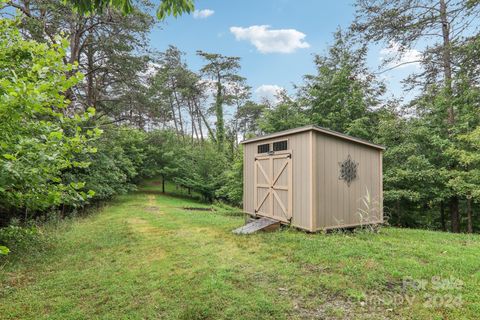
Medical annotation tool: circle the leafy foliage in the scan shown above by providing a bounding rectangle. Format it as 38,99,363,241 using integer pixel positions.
156,0,195,20
64,127,146,202
0,245,10,255
63,0,194,20
0,18,97,219
197,51,245,149
0,224,46,255
258,91,308,133
299,29,384,136
174,142,227,202
216,147,244,205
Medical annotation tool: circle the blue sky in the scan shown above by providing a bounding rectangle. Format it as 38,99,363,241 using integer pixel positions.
149,0,419,102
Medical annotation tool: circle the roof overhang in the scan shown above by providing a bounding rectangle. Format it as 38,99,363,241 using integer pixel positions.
240,125,385,150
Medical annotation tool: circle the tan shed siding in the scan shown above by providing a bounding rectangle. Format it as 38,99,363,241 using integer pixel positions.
242,145,246,210
314,132,382,230
243,132,312,230
379,151,384,222
310,131,316,232
243,142,256,214
286,131,312,230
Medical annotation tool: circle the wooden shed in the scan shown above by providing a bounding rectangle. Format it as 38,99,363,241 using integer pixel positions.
241,125,384,232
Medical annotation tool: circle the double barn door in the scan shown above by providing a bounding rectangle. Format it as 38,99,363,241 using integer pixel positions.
254,152,292,222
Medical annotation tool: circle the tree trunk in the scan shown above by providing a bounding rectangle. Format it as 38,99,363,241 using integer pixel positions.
187,100,198,142
175,97,184,137
194,99,205,142
467,197,473,233
86,35,95,108
233,101,241,147
168,95,179,135
234,120,239,147
439,0,455,126
64,18,83,109
440,201,446,231
197,111,204,142
215,79,224,149
450,196,460,233
162,176,165,194
195,99,216,142
440,0,461,234
171,84,184,137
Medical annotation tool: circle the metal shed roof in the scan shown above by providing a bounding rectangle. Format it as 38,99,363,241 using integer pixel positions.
240,125,385,150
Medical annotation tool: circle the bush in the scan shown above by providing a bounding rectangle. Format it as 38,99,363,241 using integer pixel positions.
64,126,146,203
174,142,227,202
216,147,243,206
0,224,46,256
0,18,97,219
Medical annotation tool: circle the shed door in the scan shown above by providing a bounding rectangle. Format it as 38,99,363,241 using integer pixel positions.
254,152,292,222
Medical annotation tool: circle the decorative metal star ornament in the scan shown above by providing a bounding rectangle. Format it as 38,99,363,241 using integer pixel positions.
338,154,358,187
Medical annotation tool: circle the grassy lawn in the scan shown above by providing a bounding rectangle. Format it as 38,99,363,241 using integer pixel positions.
1,181,479,319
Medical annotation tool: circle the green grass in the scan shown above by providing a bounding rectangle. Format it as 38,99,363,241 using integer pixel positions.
1,180,479,319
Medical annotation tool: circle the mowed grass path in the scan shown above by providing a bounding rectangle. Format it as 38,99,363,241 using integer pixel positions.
1,181,479,319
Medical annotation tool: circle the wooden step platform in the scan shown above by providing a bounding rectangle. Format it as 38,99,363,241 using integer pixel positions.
233,217,280,234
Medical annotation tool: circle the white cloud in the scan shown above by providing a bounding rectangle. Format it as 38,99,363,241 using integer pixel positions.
380,41,421,69
193,9,214,19
230,25,310,54
255,84,283,103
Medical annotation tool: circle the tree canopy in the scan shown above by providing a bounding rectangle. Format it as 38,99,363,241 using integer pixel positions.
64,0,194,20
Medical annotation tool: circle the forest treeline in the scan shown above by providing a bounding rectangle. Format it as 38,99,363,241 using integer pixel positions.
1,0,479,246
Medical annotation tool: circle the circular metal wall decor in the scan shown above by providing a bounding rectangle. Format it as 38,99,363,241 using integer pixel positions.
339,154,358,187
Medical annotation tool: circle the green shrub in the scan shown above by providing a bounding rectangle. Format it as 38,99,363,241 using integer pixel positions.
216,147,243,206
0,225,46,256
0,18,98,218
174,142,227,202
63,126,146,203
